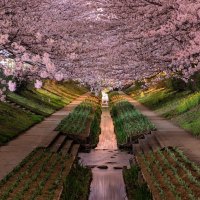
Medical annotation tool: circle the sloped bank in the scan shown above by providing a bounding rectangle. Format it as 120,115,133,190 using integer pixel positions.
126,87,200,137
0,81,88,145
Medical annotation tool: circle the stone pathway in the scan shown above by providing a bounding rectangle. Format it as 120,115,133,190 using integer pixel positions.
123,93,200,164
0,93,89,180
79,107,132,200
96,108,118,150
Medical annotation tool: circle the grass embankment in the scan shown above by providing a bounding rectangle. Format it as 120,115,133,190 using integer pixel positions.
7,93,55,117
56,96,101,145
61,162,92,200
110,94,156,145
43,81,87,102
127,88,200,136
124,165,152,200
0,81,88,145
137,147,200,199
0,148,75,200
0,102,43,145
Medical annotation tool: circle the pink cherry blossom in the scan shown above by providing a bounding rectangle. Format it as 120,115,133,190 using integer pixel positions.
8,81,16,92
0,0,200,96
55,72,64,81
34,80,43,89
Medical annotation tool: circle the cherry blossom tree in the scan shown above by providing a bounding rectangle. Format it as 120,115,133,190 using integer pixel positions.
1,0,200,98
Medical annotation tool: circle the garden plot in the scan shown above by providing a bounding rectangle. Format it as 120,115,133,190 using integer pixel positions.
137,147,200,200
110,94,156,145
56,96,101,145
0,148,75,200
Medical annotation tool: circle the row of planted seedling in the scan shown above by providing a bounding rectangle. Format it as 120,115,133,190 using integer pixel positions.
0,148,74,200
137,147,200,200
109,94,156,145
56,95,101,145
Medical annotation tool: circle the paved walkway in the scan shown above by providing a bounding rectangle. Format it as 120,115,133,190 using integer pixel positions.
123,94,200,164
0,93,89,180
96,107,118,150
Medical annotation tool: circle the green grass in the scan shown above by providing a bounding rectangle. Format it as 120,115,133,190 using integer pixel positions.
173,105,200,137
134,88,187,110
176,92,200,114
61,162,91,200
129,88,200,136
7,92,55,117
35,88,70,105
0,102,43,145
43,81,88,101
19,89,64,110
123,164,152,200
62,81,88,96
111,100,156,144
